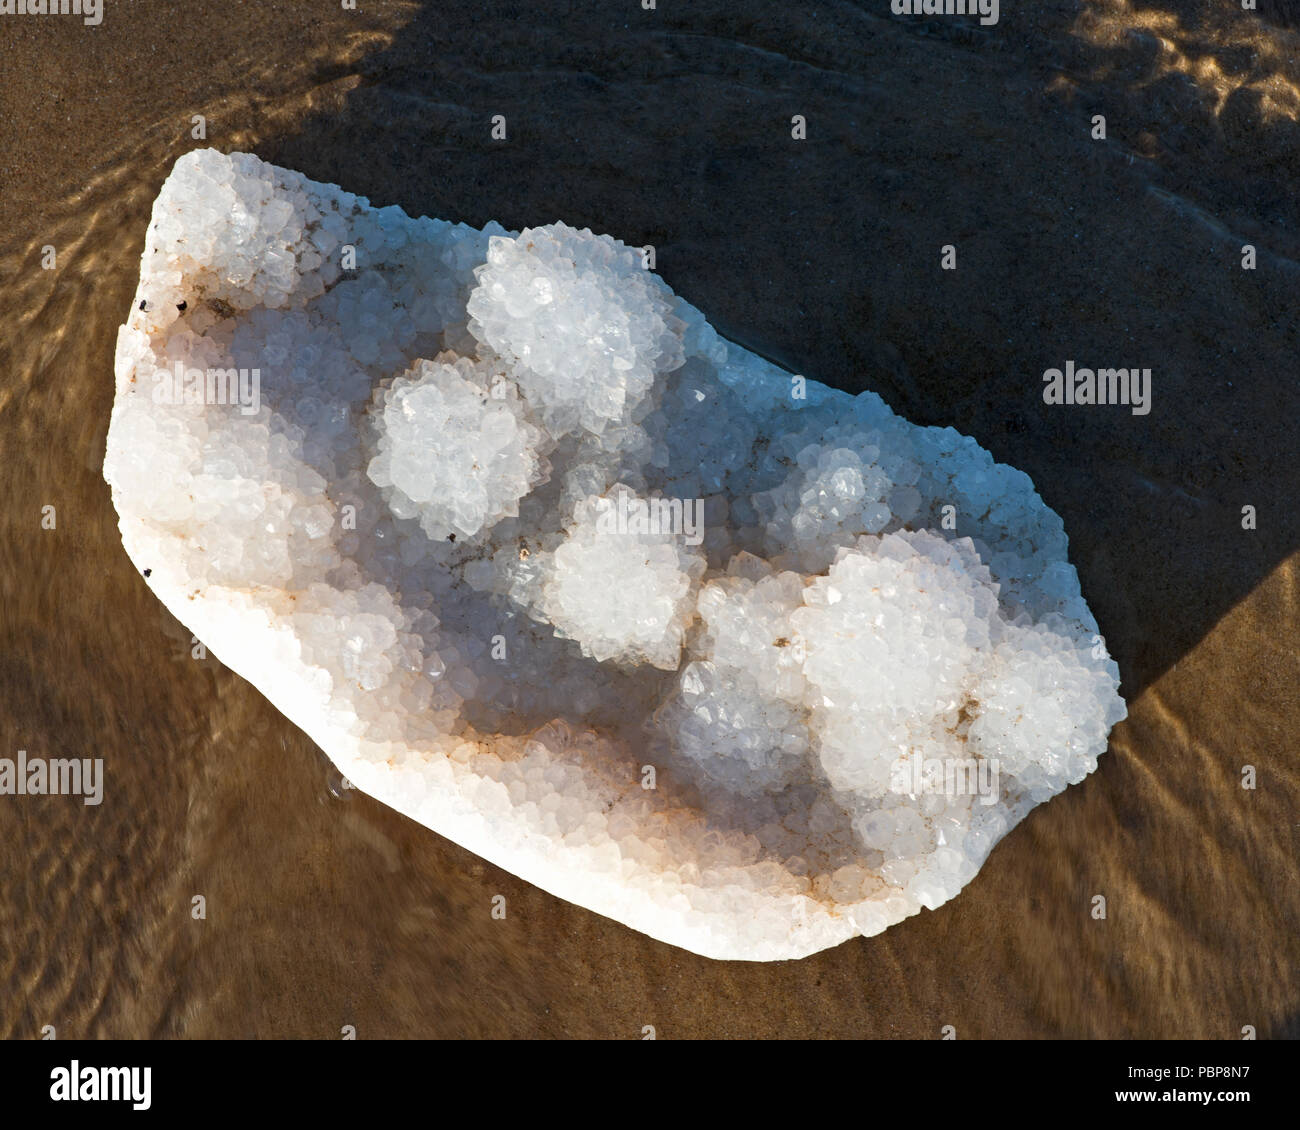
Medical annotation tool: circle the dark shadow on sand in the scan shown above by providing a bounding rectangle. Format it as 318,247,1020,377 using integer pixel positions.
250,0,1299,706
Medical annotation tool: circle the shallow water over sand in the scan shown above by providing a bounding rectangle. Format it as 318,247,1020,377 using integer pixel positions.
0,0,1296,1036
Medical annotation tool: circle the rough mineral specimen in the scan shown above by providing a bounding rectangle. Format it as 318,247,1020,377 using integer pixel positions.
104,149,1127,960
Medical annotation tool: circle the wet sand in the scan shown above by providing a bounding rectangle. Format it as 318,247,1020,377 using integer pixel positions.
0,0,1297,1037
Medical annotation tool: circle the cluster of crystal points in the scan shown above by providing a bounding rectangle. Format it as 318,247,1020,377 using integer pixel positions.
105,150,1127,960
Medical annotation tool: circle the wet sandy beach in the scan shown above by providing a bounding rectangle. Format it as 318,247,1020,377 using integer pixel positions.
0,0,1297,1037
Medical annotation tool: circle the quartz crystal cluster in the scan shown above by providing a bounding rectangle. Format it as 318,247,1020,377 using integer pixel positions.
105,150,1127,960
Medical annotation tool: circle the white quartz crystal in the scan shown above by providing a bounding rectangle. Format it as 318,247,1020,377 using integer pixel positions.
104,150,1127,960
538,486,705,671
366,356,546,542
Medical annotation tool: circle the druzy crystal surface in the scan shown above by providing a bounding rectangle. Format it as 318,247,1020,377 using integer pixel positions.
104,150,1126,960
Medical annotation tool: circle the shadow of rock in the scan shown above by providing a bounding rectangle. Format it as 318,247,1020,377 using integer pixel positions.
253,0,1299,705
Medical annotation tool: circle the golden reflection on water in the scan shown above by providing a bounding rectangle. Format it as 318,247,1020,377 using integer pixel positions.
0,0,1296,1038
